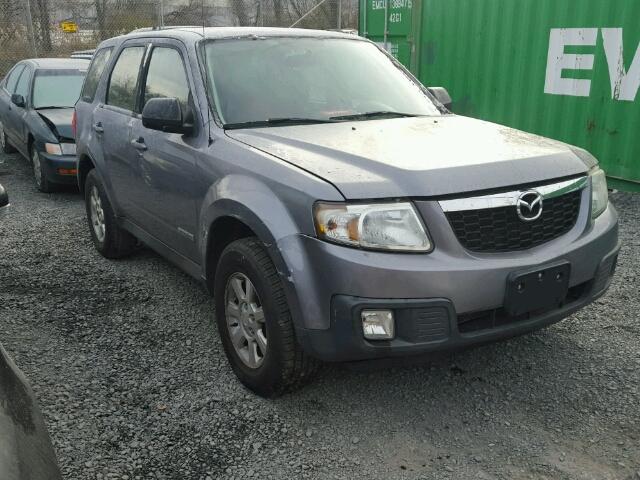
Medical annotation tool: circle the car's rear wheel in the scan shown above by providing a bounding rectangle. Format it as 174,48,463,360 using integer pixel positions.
84,169,137,258
31,148,54,193
214,237,320,397
0,121,16,154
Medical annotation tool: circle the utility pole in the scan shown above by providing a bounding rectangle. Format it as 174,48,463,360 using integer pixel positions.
24,0,38,56
337,0,342,29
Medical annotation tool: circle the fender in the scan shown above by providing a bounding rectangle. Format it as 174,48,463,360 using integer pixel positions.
199,174,311,330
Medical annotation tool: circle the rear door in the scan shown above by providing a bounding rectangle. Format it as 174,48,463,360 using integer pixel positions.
129,40,201,261
96,42,147,221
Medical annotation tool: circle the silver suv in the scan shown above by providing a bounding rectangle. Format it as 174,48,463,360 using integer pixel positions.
74,28,619,396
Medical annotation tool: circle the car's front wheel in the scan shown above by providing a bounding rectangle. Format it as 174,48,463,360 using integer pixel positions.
31,148,54,193
0,121,16,154
84,169,137,258
214,237,320,397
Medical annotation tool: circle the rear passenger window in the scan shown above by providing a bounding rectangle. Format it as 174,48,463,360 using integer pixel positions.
81,47,113,102
143,47,190,112
107,46,145,111
4,65,25,93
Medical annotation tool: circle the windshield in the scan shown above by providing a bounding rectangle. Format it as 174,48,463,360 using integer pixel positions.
202,37,441,127
32,70,86,109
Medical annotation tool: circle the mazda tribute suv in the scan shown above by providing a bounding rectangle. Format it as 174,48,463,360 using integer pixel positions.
74,28,619,397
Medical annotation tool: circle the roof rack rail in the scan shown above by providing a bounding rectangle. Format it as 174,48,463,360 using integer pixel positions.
129,25,203,33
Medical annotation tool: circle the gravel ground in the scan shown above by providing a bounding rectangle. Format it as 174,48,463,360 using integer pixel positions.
0,149,639,480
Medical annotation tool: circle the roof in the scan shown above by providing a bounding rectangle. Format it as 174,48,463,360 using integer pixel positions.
104,26,365,44
25,58,90,69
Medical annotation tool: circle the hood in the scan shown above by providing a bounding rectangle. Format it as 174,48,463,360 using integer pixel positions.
37,108,74,141
226,116,590,199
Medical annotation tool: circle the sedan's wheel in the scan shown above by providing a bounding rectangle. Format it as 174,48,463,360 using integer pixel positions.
89,185,106,243
0,121,16,153
225,272,268,369
31,148,53,193
84,169,137,258
214,237,320,397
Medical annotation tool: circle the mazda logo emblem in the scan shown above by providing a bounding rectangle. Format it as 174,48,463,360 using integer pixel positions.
516,191,543,221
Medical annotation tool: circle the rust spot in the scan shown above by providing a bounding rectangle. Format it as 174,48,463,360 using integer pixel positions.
586,119,596,133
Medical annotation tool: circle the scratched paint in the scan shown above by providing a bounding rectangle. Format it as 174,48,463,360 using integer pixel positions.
360,0,640,188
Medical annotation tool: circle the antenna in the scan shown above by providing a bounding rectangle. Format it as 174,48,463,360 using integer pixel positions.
202,0,213,145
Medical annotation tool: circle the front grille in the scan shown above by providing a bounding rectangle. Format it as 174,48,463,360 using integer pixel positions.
445,190,581,253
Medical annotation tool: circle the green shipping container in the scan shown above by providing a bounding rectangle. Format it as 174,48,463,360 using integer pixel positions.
359,0,640,191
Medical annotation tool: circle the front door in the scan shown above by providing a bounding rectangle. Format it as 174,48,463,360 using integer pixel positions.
129,42,200,261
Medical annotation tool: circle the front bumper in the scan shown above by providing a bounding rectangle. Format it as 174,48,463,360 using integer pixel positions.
39,153,78,185
276,194,619,362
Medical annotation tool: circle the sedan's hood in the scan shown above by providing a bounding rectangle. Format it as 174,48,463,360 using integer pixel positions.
36,108,74,141
227,116,590,199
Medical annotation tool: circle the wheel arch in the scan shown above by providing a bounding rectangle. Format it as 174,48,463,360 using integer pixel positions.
77,153,95,193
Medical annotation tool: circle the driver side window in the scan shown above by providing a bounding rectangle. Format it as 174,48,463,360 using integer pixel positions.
143,47,190,113
4,65,25,93
14,67,31,102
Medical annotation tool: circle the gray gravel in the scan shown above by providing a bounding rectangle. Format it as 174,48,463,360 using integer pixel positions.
1,149,639,480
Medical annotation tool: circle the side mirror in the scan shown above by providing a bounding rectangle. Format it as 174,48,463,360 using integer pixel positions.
428,87,452,110
142,97,193,135
0,183,9,218
11,94,25,108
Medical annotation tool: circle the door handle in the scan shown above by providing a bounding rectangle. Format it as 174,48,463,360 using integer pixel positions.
93,122,104,134
131,137,147,151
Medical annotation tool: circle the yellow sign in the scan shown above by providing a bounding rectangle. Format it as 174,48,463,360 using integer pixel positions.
60,21,78,33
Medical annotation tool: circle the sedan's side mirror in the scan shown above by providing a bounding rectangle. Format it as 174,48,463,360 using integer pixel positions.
0,183,9,218
142,97,193,135
11,94,25,108
427,87,452,110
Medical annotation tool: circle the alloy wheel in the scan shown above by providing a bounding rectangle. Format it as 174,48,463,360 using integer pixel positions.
89,185,106,243
225,272,267,369
32,150,43,188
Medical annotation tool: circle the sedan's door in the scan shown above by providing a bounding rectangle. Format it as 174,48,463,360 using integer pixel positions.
129,41,201,261
0,64,25,146
7,64,33,155
97,43,147,222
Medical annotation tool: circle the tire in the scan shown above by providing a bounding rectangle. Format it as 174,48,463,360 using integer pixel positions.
214,237,320,397
84,169,137,258
0,121,16,154
31,147,55,193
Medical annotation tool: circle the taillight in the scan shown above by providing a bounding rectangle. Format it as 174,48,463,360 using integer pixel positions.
71,109,77,139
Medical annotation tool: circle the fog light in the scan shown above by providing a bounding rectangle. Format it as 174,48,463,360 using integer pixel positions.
361,310,395,340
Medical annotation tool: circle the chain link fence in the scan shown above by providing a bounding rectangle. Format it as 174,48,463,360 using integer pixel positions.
0,0,358,75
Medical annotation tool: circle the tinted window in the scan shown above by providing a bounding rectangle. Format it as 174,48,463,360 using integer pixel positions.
4,65,25,93
143,47,190,112
107,46,145,111
14,67,31,100
81,47,113,102
33,70,86,109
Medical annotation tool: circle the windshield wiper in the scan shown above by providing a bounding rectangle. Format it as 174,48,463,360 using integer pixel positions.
224,117,338,129
34,106,72,110
329,111,422,121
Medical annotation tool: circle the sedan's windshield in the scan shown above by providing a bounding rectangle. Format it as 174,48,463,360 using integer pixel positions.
32,70,86,109
203,37,441,128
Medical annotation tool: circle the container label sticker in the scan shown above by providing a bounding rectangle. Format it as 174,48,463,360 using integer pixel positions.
544,28,640,101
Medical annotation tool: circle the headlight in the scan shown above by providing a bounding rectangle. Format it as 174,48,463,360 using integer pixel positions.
314,201,431,252
44,143,76,155
590,167,608,219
